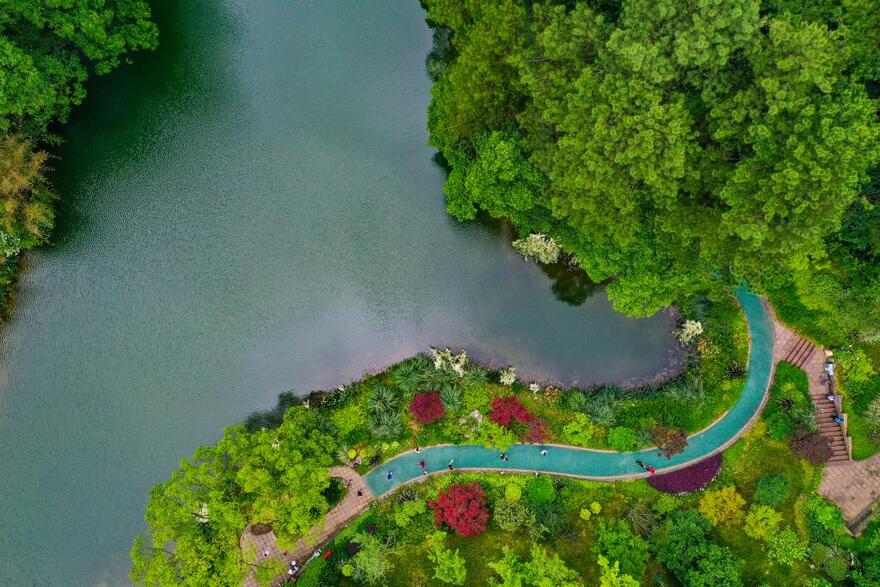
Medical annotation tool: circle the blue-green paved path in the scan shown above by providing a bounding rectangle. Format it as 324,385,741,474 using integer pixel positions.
364,288,774,496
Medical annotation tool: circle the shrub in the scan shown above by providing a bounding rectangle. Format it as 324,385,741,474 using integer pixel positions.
562,413,594,445
493,500,534,532
743,505,782,541
607,427,638,451
409,391,445,424
474,420,518,451
392,499,427,528
525,475,556,505
597,555,640,587
823,553,849,581
488,396,532,427
524,417,550,443
698,485,745,526
754,474,791,506
805,496,846,544
530,501,569,540
427,531,467,585
428,483,489,538
367,384,398,414
837,348,876,383
368,410,402,439
593,520,650,579
767,528,808,566
649,425,688,458
652,510,743,586
504,484,521,502
648,453,722,494
790,428,832,464
624,499,657,537
349,532,393,585
439,383,462,412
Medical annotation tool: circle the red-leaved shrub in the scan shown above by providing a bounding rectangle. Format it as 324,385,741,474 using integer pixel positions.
489,396,533,427
647,453,722,494
488,396,550,443
525,418,550,443
428,482,489,537
409,391,445,424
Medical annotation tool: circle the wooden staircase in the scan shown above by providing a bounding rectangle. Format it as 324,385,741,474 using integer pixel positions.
774,322,851,465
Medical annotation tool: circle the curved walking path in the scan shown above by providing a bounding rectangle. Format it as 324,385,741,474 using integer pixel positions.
364,286,774,496
242,287,775,585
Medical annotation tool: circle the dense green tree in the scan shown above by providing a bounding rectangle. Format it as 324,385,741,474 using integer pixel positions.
131,407,337,585
593,520,649,579
425,0,880,318
0,0,158,135
652,510,743,587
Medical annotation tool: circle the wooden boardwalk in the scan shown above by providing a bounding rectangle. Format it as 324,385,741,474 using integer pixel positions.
240,466,372,587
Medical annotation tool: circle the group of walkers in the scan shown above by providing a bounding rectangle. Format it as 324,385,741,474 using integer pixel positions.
382,446,658,482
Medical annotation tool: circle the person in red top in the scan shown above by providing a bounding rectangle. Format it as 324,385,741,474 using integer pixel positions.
647,465,655,475
419,460,426,469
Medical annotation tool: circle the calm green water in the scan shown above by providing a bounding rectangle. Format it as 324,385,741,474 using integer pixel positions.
0,2,678,584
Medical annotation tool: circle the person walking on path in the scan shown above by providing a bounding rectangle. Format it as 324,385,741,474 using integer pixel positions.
636,460,655,473
448,459,455,470
418,460,426,469
540,449,548,456
500,453,508,462
386,471,393,481
415,446,422,454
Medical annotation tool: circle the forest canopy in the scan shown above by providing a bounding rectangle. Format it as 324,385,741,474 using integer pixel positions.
424,0,880,328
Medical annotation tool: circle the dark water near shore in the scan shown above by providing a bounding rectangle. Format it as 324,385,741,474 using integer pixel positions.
0,1,678,584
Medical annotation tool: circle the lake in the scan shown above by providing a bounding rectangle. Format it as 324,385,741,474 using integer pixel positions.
0,1,678,584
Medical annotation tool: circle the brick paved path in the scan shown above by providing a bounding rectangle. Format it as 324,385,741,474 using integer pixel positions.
769,310,851,463
240,466,372,587
819,454,880,533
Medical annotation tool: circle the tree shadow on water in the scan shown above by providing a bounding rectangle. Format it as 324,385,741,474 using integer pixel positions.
538,258,603,306
242,391,303,432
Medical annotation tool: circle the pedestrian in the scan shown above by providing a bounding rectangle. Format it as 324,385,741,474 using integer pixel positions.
422,470,429,477
534,471,539,477
415,446,422,453
263,549,270,558
635,460,647,471
448,462,454,470
357,489,363,497
499,453,508,461
386,471,393,481
419,460,426,469
540,449,548,456
345,478,352,488
647,465,656,475
833,415,844,423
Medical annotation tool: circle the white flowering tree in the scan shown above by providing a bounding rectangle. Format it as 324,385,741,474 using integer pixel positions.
512,233,561,264
499,366,517,386
675,320,704,345
430,347,468,377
